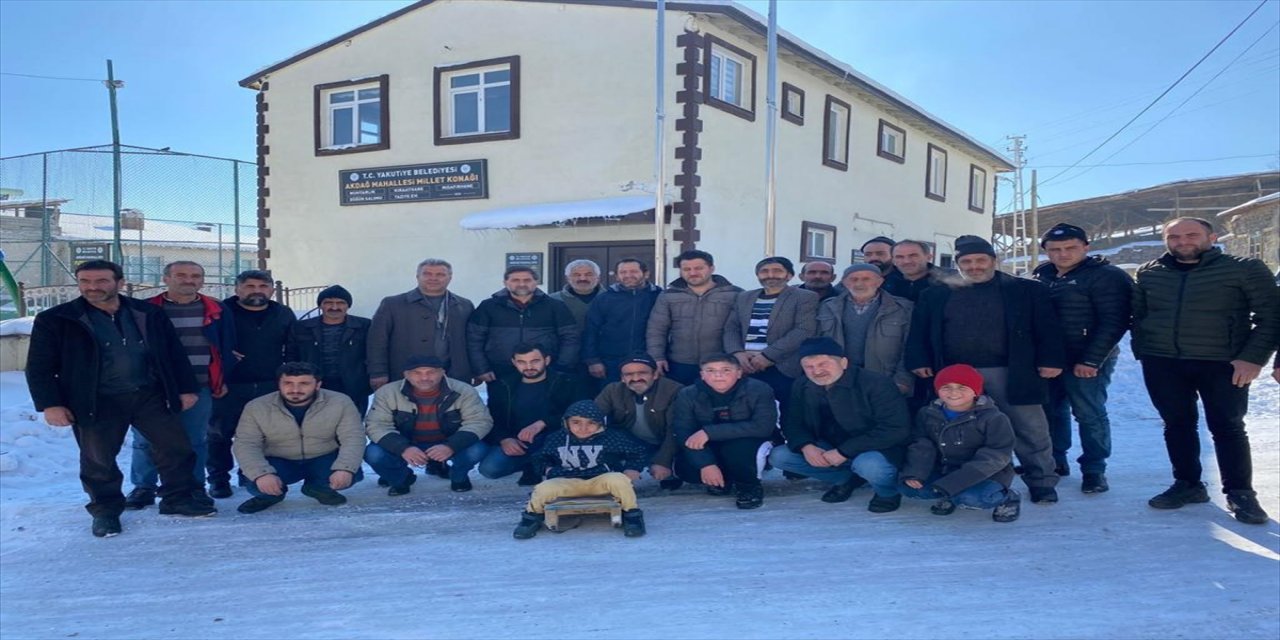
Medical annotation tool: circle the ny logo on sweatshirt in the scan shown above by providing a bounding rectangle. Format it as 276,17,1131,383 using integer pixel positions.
557,445,605,470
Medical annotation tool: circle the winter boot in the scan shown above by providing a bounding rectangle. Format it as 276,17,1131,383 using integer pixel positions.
517,467,542,487
868,493,902,513
237,495,284,514
1226,490,1269,525
1148,480,1210,509
91,515,122,538
124,488,156,510
513,511,545,539
301,484,347,506
735,483,764,510
450,478,473,492
1029,487,1059,504
706,482,734,497
158,498,217,517
387,473,418,496
1082,472,1109,494
993,489,1022,523
622,508,646,537
208,480,233,499
930,498,957,516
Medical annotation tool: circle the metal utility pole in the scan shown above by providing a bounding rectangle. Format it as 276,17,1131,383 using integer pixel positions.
1030,169,1039,264
105,60,125,264
763,0,779,256
653,0,668,283
1006,135,1028,274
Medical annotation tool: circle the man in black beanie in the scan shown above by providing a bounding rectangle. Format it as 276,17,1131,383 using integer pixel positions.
290,284,372,416
860,237,897,275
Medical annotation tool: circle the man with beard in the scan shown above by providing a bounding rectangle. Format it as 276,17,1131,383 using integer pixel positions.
723,256,818,430
232,362,365,514
646,250,744,385
1134,218,1277,524
882,239,956,303
905,235,1066,504
26,260,215,537
550,259,604,331
291,285,372,416
468,266,579,383
860,237,896,275
584,258,663,384
796,261,840,302
209,270,296,499
479,344,591,484
594,354,684,487
817,264,914,397
368,258,475,388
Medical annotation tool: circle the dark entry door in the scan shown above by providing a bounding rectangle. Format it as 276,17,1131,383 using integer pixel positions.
549,241,655,292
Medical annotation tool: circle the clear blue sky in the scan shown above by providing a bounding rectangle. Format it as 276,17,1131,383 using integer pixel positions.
1,0,1277,209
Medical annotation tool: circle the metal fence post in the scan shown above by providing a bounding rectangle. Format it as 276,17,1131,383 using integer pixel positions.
233,161,241,277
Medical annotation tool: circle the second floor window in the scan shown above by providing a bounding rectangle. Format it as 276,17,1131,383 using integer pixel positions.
435,56,521,145
313,75,390,155
926,144,948,201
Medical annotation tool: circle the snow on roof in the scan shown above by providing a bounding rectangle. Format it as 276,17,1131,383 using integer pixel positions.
459,195,665,230
57,213,258,250
1217,191,1280,218
0,318,34,337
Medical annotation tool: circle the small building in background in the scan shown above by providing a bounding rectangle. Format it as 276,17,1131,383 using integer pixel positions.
1218,192,1280,274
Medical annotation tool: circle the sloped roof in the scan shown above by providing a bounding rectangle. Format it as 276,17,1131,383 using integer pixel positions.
57,213,258,251
1217,191,1280,219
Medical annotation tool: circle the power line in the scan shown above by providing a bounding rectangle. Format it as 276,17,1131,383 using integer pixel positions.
1037,0,1271,189
1032,152,1278,168
0,71,104,83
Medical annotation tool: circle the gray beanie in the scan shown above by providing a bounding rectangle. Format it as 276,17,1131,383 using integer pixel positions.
842,263,883,279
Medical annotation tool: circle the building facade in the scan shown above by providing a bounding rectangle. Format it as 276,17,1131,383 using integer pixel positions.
1218,192,1280,274
241,0,1012,311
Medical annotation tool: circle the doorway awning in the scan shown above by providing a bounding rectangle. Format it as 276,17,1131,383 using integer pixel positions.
458,195,668,230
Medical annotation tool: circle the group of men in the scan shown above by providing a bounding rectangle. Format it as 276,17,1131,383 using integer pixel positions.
25,214,1278,537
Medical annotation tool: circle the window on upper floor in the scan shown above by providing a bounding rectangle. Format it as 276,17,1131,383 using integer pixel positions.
969,165,987,213
781,82,804,125
823,96,851,171
926,144,948,201
704,35,756,121
877,119,906,164
434,56,520,145
801,221,837,263
313,75,390,156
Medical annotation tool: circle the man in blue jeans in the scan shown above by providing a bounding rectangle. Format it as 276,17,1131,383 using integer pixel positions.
364,355,493,494
126,261,236,509
768,337,911,513
1032,223,1132,493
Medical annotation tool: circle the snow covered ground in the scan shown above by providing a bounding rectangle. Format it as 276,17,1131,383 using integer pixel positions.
1,345,1277,640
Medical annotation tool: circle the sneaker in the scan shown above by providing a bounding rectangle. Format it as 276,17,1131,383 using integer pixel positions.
1226,490,1269,525
426,460,451,479
1029,487,1059,504
236,495,284,514
387,473,418,497
735,483,764,510
1082,473,1109,494
208,480,233,499
91,515,122,538
1054,463,1071,477
930,499,957,516
622,508,646,537
301,484,347,506
450,478,473,493
1148,480,1210,509
124,488,156,511
516,468,542,486
993,489,1022,523
868,493,902,513
158,499,217,517
659,477,684,491
513,511,545,539
821,477,861,504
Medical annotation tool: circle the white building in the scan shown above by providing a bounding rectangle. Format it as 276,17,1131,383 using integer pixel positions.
240,0,1012,312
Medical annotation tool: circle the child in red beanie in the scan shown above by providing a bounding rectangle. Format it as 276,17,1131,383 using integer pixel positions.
899,364,1022,522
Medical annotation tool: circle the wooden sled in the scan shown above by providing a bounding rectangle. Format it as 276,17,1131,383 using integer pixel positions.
544,496,623,532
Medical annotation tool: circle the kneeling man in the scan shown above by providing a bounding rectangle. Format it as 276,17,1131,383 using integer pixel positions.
594,354,684,487
233,362,366,513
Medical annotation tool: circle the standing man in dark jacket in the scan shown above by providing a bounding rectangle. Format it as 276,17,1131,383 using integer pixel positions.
583,258,663,384
291,285,371,416
796,261,840,302
1133,217,1278,524
1033,223,1133,493
368,258,475,388
905,235,1066,504
209,270,296,499
26,260,216,537
860,236,896,276
594,354,684,486
126,260,236,510
769,337,910,512
883,239,957,303
467,266,580,383
646,250,744,385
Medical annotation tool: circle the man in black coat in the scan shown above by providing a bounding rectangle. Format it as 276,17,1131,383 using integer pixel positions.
583,258,663,384
291,285,371,416
26,260,216,537
467,266,580,383
882,239,957,303
1033,223,1133,493
905,235,1067,504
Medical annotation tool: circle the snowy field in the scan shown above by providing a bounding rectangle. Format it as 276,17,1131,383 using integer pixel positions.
1,344,1277,640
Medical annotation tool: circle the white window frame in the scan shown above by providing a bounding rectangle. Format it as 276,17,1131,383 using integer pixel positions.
442,63,512,138
969,165,987,213
878,119,906,163
823,96,851,171
710,48,748,109
801,221,837,263
322,83,382,149
926,144,948,201
781,82,804,125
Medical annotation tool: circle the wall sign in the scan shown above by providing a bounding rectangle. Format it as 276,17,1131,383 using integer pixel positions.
340,160,489,206
71,242,112,266
505,252,543,282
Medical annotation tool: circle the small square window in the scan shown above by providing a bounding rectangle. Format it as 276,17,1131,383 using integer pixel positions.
434,56,521,145
800,221,837,263
926,144,948,202
703,35,757,121
313,75,390,156
969,165,987,213
877,119,906,164
822,95,851,171
781,82,804,125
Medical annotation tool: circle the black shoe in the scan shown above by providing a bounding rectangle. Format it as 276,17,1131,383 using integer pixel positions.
450,478,473,493
930,499,957,516
706,482,734,497
622,508,646,537
517,468,542,486
301,484,347,506
387,473,418,496
993,489,1022,523
158,499,217,517
236,495,284,514
1148,480,1210,509
1054,463,1071,477
208,480,233,499
821,478,860,504
426,460,451,479
1082,473,1109,494
91,515,122,538
659,477,684,491
513,511,545,539
124,488,156,510
1013,465,1025,475
377,477,390,487
1227,490,1269,525
1029,487,1059,504
868,493,902,513
735,483,764,510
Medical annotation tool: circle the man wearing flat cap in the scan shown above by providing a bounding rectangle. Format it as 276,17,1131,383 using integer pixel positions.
594,354,686,486
291,285,372,416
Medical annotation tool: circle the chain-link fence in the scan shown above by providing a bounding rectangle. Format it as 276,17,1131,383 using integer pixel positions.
0,145,257,292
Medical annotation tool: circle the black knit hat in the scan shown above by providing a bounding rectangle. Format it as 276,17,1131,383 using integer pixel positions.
621,353,658,371
860,236,897,251
563,400,607,427
797,336,844,360
954,235,997,258
403,354,447,371
1040,223,1089,247
316,284,352,307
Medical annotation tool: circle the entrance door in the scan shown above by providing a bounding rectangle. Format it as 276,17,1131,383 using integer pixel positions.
549,241,655,292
